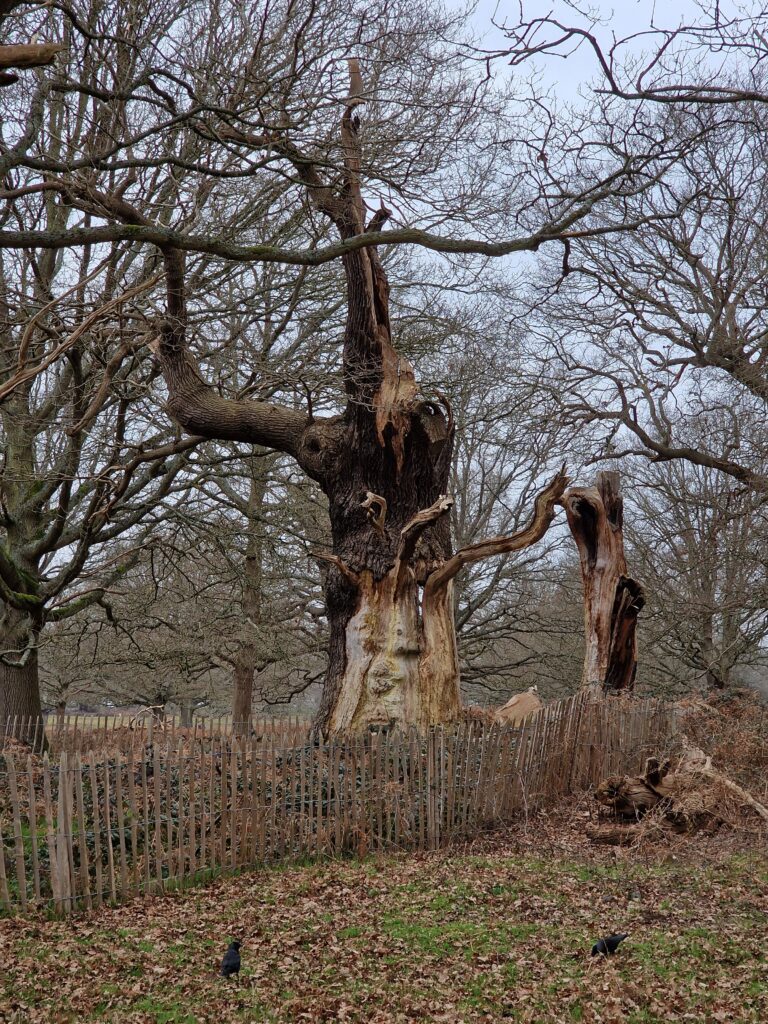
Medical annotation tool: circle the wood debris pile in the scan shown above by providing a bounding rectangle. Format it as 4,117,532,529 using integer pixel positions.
587,740,768,845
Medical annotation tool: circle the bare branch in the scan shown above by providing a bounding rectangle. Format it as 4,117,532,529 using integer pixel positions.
309,551,360,587
425,466,569,594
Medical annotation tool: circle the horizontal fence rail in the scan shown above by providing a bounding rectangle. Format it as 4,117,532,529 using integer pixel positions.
0,693,676,916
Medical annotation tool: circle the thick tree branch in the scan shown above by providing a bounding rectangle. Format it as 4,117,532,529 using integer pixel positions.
395,494,454,594
586,406,768,492
154,245,312,458
0,210,675,265
398,495,454,566
424,466,569,595
0,42,63,85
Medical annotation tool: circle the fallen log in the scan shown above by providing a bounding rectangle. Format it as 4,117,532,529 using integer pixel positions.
589,740,768,842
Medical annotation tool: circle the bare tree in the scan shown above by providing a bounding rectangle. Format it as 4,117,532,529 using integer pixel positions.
0,2,62,87
1,0,696,733
501,4,768,491
624,444,768,693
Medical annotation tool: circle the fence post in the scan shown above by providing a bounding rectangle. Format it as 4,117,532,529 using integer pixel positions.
6,756,27,912
55,751,73,913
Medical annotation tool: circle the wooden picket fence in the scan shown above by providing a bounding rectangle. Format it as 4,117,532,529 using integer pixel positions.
0,713,313,755
0,693,676,917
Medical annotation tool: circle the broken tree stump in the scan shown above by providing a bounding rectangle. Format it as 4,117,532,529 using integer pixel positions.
563,471,645,692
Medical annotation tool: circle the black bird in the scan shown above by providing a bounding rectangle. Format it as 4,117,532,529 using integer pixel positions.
591,932,629,957
220,940,242,977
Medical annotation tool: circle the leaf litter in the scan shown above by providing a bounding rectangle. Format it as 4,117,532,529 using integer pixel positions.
0,808,765,1023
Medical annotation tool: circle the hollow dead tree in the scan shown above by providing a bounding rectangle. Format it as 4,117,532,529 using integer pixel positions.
563,471,644,692
148,63,569,733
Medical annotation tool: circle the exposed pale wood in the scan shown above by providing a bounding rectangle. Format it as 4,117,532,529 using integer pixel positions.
0,42,64,79
564,472,645,692
494,688,543,727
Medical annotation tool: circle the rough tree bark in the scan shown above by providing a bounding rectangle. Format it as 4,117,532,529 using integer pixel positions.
0,605,43,728
147,61,569,733
232,469,267,736
0,383,45,734
563,471,645,692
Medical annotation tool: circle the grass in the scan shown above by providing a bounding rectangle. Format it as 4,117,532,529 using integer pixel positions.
1,827,766,1023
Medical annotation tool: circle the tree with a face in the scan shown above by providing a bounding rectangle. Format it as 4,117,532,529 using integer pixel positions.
152,90,569,733
2,0,685,734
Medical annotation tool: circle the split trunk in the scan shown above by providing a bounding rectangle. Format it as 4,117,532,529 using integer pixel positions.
563,471,644,692
152,63,568,735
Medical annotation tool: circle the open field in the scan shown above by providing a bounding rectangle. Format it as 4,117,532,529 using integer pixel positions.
1,813,765,1024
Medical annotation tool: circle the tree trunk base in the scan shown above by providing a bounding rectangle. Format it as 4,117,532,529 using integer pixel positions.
326,568,461,734
0,644,44,745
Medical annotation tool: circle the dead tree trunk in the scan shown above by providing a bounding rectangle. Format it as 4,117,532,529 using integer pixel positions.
146,61,569,734
563,472,644,692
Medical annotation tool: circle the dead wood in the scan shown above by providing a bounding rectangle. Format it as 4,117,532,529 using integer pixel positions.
589,741,768,843
563,471,644,692
493,687,543,727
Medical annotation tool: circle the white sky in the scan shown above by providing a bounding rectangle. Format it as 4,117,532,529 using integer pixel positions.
468,0,740,96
